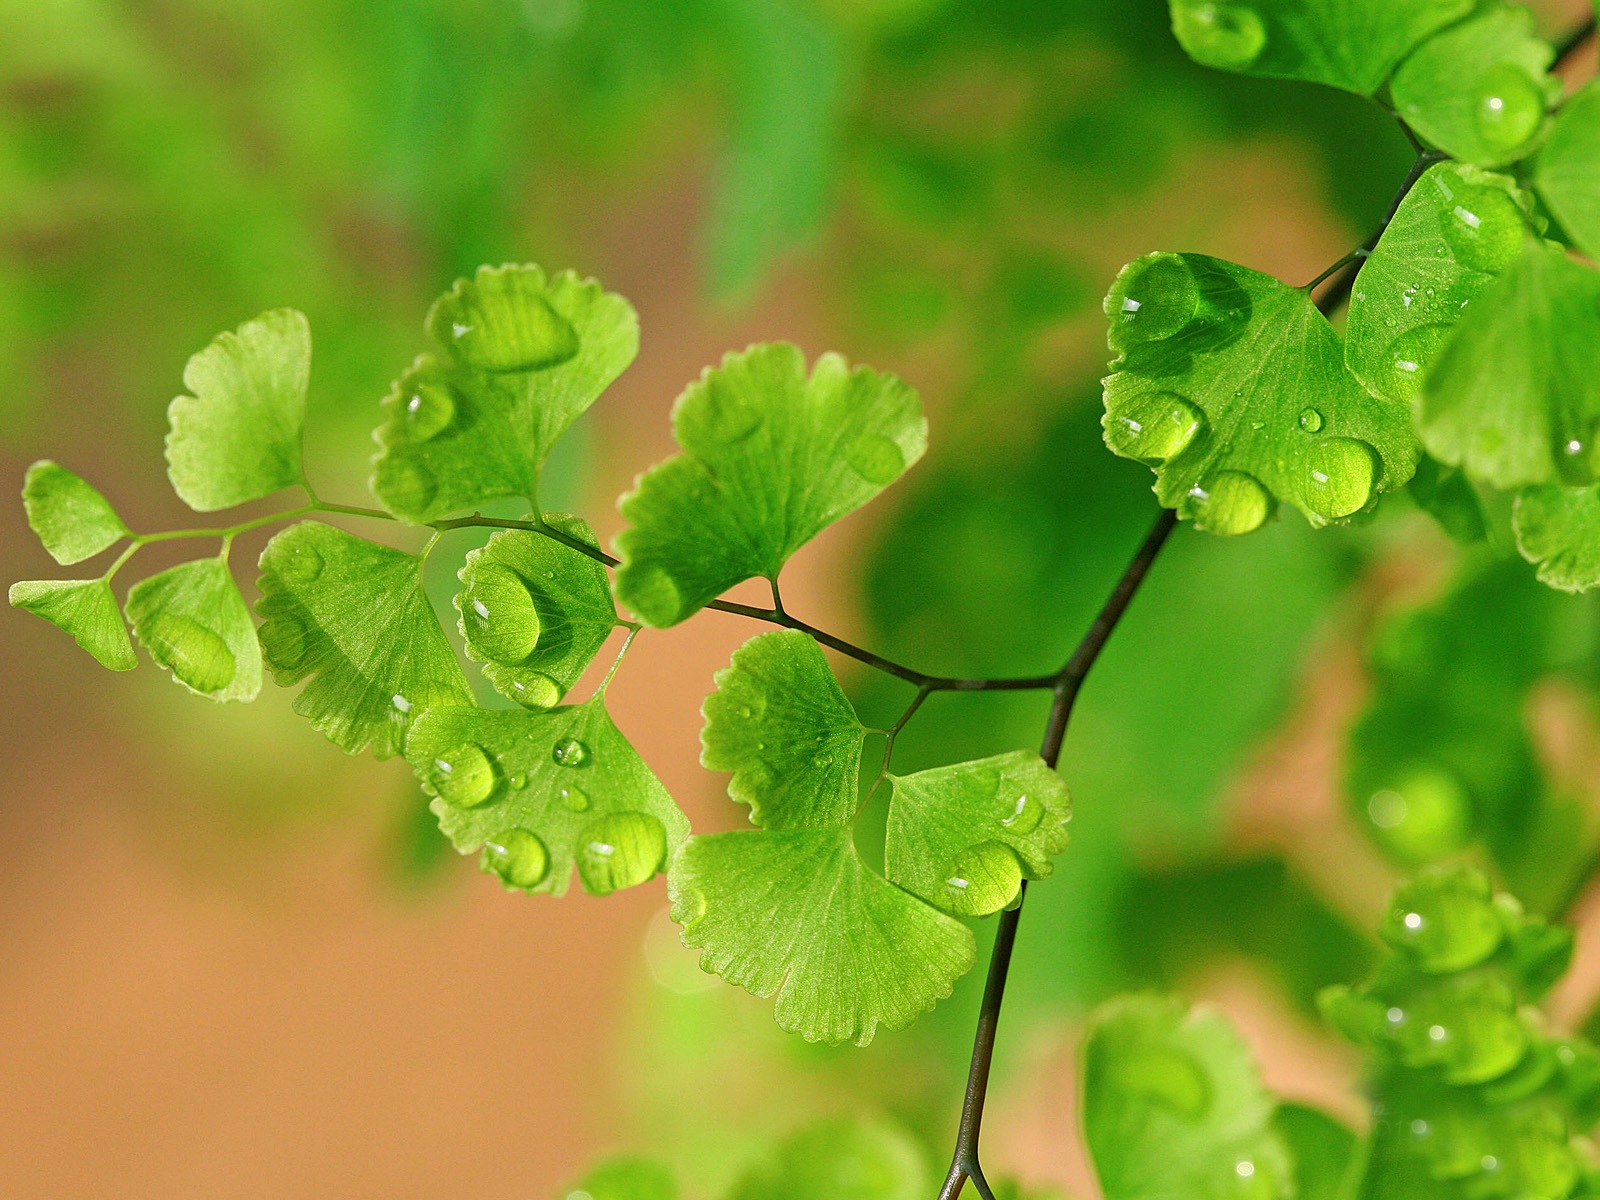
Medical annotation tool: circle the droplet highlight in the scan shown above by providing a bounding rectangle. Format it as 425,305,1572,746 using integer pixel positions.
502,668,562,709
1439,183,1525,274
1384,324,1451,401
559,784,590,812
1297,407,1323,433
401,378,457,442
460,564,542,665
1104,391,1205,464
1108,255,1199,343
434,273,579,373
1472,63,1545,161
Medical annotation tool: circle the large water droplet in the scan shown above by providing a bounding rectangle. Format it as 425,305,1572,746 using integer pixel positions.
844,433,906,485
1108,255,1199,343
482,828,549,890
401,377,457,442
997,782,1044,834
940,842,1023,917
434,273,579,372
502,668,562,709
460,564,541,665
699,382,763,445
1104,391,1205,464
1297,407,1324,433
1184,470,1271,536
577,812,669,895
144,613,237,694
277,542,324,585
1554,427,1598,487
431,743,498,807
552,737,591,768
1171,1,1268,69
559,784,590,812
1303,437,1379,521
1385,324,1451,401
380,457,437,512
1382,866,1503,973
1472,63,1545,161
1439,183,1525,274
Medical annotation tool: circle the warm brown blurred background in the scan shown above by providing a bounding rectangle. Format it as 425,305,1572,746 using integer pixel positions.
4,1,1598,1197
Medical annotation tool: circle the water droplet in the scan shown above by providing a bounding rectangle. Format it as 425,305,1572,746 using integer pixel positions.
1108,255,1200,344
939,842,1022,917
1472,63,1545,161
1555,427,1598,487
401,377,457,442
143,613,237,694
431,742,498,807
1302,437,1379,521
576,812,669,895
1297,407,1323,433
502,668,562,709
379,457,437,512
1104,391,1205,464
510,773,527,790
552,737,591,768
481,828,549,890
433,270,579,372
1384,324,1451,401
622,564,683,625
1382,865,1503,972
844,433,906,485
277,542,324,585
1439,183,1525,273
998,784,1043,834
559,784,590,812
1183,470,1271,536
1171,1,1267,69
699,383,763,444
460,564,541,665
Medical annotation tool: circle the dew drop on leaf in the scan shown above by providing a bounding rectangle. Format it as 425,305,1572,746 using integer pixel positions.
1170,1,1268,69
577,812,668,895
1384,323,1451,400
1472,63,1545,160
503,668,562,709
552,737,591,768
1381,866,1503,972
1108,255,1199,343
940,841,1023,917
1297,407,1324,433
435,280,578,373
276,542,324,585
380,458,437,512
401,378,457,442
481,828,549,890
1183,470,1271,536
431,742,498,807
1105,391,1205,464
510,772,527,790
559,784,590,812
460,564,541,665
1439,184,1525,274
144,612,237,694
844,433,906,485
997,784,1043,834
1303,437,1379,521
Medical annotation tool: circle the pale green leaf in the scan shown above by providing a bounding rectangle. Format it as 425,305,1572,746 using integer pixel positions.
454,513,617,709
1418,240,1600,489
371,265,638,523
1102,252,1418,533
255,521,473,758
700,629,866,829
1083,994,1293,1200
21,460,128,565
165,308,309,511
1345,162,1533,405
8,578,135,671
561,1156,676,1200
1167,0,1471,95
1391,5,1557,167
1514,485,1600,592
125,557,262,701
885,750,1071,917
728,1114,927,1200
406,695,688,897
669,826,975,1045
614,342,926,626
1535,80,1600,261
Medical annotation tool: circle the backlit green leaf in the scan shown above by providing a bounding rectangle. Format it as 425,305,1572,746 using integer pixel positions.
560,1156,676,1200
670,825,975,1045
8,578,136,671
407,695,688,897
22,460,128,565
1391,5,1557,167
700,629,866,829
1345,162,1533,405
125,556,261,701
1167,0,1471,95
1514,484,1600,593
1103,252,1417,533
886,750,1071,917
1535,80,1600,261
256,521,473,758
727,1114,927,1200
615,342,925,625
165,308,310,511
371,265,637,523
1083,993,1292,1200
454,513,617,708
1418,240,1600,490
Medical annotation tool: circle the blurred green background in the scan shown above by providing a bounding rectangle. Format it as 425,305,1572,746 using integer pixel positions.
3,0,1598,1196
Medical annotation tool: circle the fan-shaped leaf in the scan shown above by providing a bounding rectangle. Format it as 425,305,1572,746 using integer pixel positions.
22,461,128,565
125,557,261,701
8,578,135,671
1514,485,1600,593
1535,80,1600,261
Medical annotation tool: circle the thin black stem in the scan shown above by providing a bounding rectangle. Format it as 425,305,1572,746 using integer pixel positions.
1555,15,1596,66
938,506,1178,1200
1314,148,1448,316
